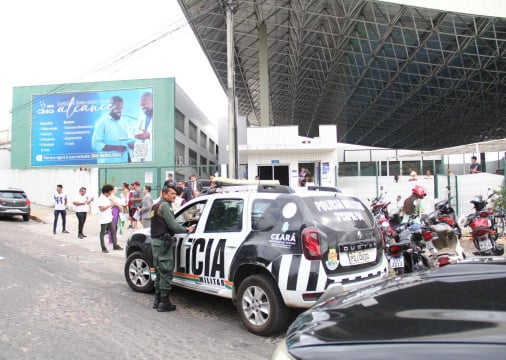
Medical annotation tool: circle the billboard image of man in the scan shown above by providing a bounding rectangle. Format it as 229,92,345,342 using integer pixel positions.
92,96,133,163
132,91,153,162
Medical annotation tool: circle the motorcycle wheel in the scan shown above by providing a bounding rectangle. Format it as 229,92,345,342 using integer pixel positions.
494,244,504,256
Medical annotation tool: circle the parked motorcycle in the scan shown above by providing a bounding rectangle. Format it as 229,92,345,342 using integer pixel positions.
387,215,431,274
369,190,389,220
424,196,466,263
419,219,465,267
428,196,462,238
464,193,504,256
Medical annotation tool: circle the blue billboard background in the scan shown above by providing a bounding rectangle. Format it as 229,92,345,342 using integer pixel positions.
31,88,153,166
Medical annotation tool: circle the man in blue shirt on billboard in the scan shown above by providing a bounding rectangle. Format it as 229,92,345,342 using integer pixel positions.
132,91,153,163
92,96,133,163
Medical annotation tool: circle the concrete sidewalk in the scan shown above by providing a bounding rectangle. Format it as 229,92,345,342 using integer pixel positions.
30,203,133,252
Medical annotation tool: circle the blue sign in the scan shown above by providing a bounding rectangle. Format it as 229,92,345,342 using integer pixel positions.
31,88,153,166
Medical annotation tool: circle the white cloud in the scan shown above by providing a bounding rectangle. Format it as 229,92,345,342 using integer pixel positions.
0,0,227,130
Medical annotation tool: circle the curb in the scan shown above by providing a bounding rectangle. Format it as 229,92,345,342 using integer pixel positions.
30,215,46,224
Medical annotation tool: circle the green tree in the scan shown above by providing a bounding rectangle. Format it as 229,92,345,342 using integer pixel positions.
494,182,506,210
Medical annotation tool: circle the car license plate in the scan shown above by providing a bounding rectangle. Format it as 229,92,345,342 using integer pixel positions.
479,239,493,251
389,256,404,269
347,250,370,265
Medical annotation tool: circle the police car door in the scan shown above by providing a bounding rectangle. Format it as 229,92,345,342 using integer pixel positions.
173,199,208,291
175,196,246,297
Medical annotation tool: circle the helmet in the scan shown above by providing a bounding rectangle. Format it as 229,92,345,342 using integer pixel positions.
412,185,427,198
470,195,483,204
470,195,486,211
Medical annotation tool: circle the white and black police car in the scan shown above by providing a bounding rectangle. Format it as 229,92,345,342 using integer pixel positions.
124,179,388,336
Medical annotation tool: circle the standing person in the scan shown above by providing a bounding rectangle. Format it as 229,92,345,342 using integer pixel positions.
469,156,481,173
108,186,123,244
72,187,94,239
189,175,203,198
401,185,427,224
408,167,418,181
53,184,69,235
119,182,130,234
91,96,133,164
163,172,177,188
130,181,143,229
178,180,193,202
97,184,123,253
127,183,135,228
151,186,195,312
172,187,186,213
303,174,316,186
139,185,153,228
132,91,153,162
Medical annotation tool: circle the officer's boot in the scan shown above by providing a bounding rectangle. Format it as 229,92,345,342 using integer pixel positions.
157,295,176,312
153,292,161,309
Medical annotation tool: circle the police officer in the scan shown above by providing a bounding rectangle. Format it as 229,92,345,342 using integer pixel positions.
151,185,195,312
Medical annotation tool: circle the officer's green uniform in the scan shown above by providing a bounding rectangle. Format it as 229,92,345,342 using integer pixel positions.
150,197,188,311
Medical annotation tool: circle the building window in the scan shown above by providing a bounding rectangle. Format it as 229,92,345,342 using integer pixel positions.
360,162,377,176
175,141,185,165
175,108,185,133
200,130,207,148
189,121,197,142
200,156,207,176
209,139,215,155
338,162,358,176
402,161,420,176
389,161,400,177
189,149,197,166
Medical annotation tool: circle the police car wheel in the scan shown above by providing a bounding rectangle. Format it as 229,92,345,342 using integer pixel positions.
236,274,288,336
124,251,154,293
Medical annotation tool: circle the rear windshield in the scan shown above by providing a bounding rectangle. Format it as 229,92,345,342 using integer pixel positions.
0,191,26,199
303,196,374,230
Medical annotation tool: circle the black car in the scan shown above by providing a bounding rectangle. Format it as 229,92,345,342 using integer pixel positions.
272,258,506,359
0,188,31,221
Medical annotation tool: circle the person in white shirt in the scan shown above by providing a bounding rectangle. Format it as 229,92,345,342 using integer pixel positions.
72,187,94,239
97,184,123,253
53,184,69,235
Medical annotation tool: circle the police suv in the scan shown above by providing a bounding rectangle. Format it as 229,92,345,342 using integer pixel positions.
124,181,388,335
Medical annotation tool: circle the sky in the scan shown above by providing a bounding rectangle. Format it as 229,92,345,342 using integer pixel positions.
0,0,228,132
1,0,504,134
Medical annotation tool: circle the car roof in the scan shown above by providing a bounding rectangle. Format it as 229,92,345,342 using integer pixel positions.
0,188,26,193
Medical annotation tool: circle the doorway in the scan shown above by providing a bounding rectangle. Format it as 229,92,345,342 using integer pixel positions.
257,165,289,186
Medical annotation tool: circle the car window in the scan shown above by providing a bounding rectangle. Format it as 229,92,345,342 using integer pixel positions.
1,192,25,199
204,199,243,233
252,199,280,231
304,195,374,230
175,200,207,224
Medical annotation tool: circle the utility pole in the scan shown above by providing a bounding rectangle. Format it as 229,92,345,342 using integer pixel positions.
224,0,239,179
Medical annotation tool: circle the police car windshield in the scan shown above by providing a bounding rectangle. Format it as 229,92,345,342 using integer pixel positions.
304,196,374,230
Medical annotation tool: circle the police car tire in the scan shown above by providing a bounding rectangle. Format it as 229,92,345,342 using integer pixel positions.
236,273,288,336
124,251,155,293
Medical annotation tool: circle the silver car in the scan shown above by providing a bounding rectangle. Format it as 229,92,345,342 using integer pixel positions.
0,188,31,221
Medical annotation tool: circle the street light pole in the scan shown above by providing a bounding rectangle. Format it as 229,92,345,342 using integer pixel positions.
225,0,238,179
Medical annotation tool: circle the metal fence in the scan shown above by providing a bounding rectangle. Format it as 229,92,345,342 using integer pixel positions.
338,173,504,219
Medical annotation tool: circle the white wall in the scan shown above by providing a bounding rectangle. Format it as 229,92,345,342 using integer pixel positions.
0,168,99,211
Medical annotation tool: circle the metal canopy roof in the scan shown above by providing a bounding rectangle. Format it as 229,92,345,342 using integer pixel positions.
178,0,506,150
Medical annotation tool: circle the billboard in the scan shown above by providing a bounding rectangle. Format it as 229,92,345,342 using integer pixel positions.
31,88,153,166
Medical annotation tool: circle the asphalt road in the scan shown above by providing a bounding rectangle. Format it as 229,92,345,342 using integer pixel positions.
0,215,282,360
